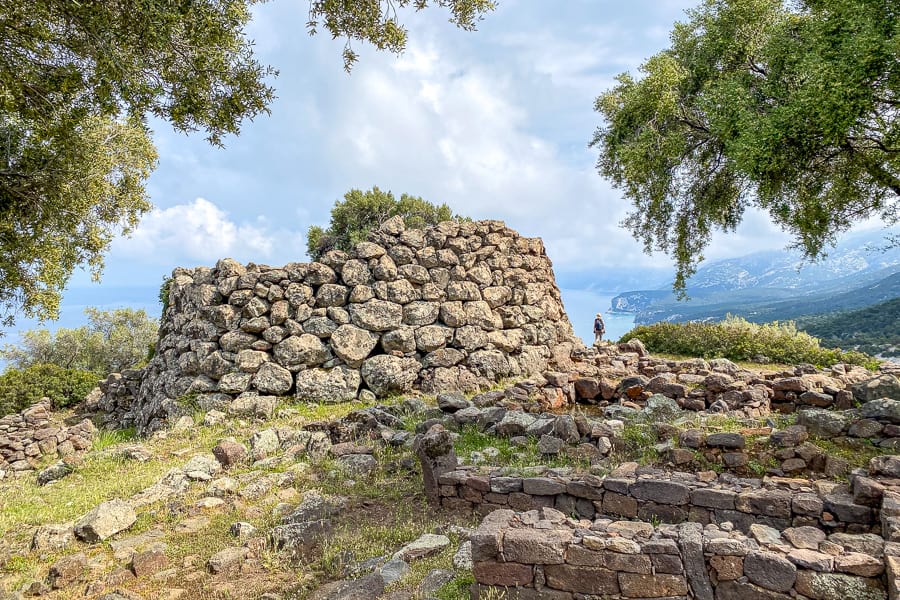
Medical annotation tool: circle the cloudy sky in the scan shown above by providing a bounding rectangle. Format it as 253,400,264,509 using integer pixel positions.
4,0,833,343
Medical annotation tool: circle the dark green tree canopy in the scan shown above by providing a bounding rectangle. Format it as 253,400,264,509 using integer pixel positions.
306,186,464,260
0,0,494,327
592,0,900,292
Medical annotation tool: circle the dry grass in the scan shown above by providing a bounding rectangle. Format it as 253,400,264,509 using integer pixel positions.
0,399,476,599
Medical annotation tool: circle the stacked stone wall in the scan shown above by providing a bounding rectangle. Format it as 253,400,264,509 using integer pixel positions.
470,507,897,599
110,218,578,432
0,401,96,474
439,464,885,535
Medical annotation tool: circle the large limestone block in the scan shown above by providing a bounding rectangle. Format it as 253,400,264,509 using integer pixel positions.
482,285,512,308
381,327,417,354
852,374,900,403
315,283,349,307
361,355,420,397
252,362,293,395
274,334,330,370
464,301,502,331
295,367,361,404
74,500,137,543
340,259,371,286
467,350,511,379
330,325,378,367
439,301,467,327
403,301,440,326
415,325,453,352
446,281,481,301
349,299,403,331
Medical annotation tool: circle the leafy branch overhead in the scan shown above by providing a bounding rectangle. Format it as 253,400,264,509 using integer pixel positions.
0,0,495,327
592,0,900,294
307,0,496,71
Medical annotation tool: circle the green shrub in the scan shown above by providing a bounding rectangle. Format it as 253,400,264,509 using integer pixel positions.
306,187,466,260
620,315,878,369
0,363,99,416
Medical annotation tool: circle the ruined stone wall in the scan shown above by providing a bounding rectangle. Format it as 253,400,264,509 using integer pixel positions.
439,463,884,535
470,508,894,600
0,401,96,474
116,218,579,432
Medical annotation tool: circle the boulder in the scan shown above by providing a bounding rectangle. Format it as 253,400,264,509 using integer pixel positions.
852,374,900,403
274,334,330,370
182,453,223,480
74,500,137,542
252,361,293,394
360,355,419,397
859,398,900,424
330,325,379,367
295,366,362,403
349,299,403,331
207,546,247,574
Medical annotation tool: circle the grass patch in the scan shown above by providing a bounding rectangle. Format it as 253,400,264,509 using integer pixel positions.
91,426,137,452
453,425,590,472
315,504,442,579
812,437,895,470
619,422,659,465
435,572,475,600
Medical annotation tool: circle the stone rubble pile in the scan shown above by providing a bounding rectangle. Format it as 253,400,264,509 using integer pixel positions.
0,400,96,473
94,218,578,432
471,506,894,599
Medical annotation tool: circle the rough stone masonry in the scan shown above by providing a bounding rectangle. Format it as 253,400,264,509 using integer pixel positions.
99,218,580,432
470,507,894,600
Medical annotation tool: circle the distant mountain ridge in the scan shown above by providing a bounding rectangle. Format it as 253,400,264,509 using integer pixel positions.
610,229,900,325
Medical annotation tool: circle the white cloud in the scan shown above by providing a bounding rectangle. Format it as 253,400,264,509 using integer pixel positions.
112,198,302,265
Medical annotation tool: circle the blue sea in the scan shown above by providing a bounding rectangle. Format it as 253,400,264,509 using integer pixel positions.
559,289,637,345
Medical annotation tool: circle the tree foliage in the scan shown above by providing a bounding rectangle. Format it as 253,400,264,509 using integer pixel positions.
592,0,900,293
306,186,464,260
307,0,495,71
0,363,99,416
0,0,494,327
1,308,158,375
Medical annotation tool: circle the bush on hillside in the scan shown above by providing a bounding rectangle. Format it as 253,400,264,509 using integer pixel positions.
0,363,99,416
620,315,877,369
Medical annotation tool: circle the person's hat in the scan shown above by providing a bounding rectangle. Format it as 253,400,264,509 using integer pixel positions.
596,312,602,317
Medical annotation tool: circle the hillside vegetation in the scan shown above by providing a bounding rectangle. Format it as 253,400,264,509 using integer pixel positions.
620,315,877,369
798,297,900,358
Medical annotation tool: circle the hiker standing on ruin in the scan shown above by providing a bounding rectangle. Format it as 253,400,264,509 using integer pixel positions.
593,312,605,346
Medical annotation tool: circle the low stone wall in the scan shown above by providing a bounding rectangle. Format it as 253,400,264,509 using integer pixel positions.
102,218,579,432
470,507,895,599
438,462,892,535
568,348,873,415
0,401,96,473
800,405,900,450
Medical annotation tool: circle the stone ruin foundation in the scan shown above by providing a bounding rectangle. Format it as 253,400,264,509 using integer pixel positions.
94,218,579,433
72,213,900,599
0,400,95,474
